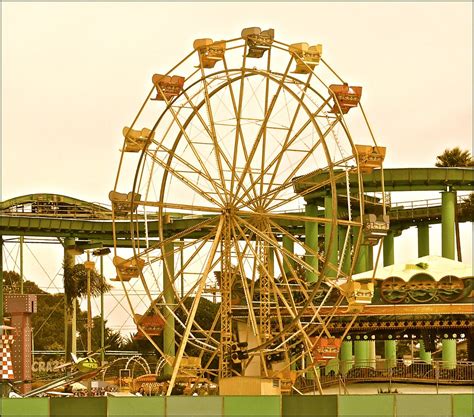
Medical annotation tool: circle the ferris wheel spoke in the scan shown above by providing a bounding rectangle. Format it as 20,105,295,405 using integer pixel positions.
167,216,224,395
266,217,347,281
229,220,264,338
146,230,215,266
235,220,319,365
221,56,260,205
156,85,228,205
259,49,273,197
261,169,348,213
234,94,332,209
137,198,222,214
232,57,294,206
264,223,335,338
146,146,227,204
197,62,231,203
261,115,342,210
260,73,314,200
234,216,317,277
256,211,360,228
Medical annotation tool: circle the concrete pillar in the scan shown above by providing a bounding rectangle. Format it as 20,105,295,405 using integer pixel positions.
417,224,430,258
282,235,295,276
441,191,456,260
354,340,369,368
442,339,457,370
366,245,374,272
339,340,353,375
163,242,175,375
305,202,319,283
419,340,432,364
355,245,368,274
338,226,351,274
324,194,337,278
368,340,376,369
384,340,397,369
383,231,395,266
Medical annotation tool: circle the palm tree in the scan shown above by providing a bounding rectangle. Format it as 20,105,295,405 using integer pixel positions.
435,147,474,261
436,147,474,167
63,263,111,358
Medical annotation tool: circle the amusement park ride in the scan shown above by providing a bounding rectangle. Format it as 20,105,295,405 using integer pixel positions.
0,27,473,398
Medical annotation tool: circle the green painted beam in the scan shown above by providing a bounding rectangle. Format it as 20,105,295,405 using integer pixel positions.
417,224,430,257
163,241,175,375
442,191,456,260
295,167,474,198
383,231,394,266
305,202,319,283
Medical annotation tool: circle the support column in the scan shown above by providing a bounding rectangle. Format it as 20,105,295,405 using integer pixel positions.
356,247,368,273
419,340,432,364
366,245,374,272
417,224,430,258
324,194,337,278
383,231,395,266
100,256,105,366
354,340,369,368
163,242,175,375
441,191,456,260
282,235,295,276
368,340,376,369
339,340,353,375
442,339,456,370
384,340,397,369
63,237,76,361
354,229,368,275
305,202,319,283
19,236,24,294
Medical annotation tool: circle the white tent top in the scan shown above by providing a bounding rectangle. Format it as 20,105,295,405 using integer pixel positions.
352,255,473,282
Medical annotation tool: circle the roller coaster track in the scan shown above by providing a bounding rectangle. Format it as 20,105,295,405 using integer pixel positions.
1,168,472,244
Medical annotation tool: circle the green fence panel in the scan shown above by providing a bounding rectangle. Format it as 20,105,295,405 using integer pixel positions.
166,396,222,417
395,394,452,417
223,396,281,417
282,395,337,417
338,395,395,417
0,398,50,417
452,394,474,417
50,397,107,417
107,396,165,416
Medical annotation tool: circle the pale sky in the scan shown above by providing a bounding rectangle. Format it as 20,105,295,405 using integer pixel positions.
1,2,472,333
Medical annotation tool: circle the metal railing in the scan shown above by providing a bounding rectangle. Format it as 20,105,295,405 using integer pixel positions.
296,359,474,391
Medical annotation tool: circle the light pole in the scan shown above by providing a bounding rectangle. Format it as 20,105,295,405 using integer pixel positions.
92,247,111,366
84,251,94,355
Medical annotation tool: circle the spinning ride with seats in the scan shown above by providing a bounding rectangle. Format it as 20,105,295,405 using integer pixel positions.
110,27,387,395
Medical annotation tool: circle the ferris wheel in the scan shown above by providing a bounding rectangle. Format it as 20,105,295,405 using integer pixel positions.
110,27,387,395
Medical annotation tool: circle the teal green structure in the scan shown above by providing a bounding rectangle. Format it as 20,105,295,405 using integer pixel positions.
442,339,457,370
304,202,318,283
1,394,473,417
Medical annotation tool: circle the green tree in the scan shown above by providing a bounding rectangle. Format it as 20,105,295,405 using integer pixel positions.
435,147,474,167
63,262,111,356
63,263,111,305
435,147,474,261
